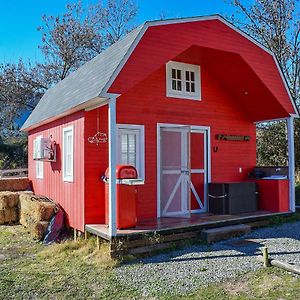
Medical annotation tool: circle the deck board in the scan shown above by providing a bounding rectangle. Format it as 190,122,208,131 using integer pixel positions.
85,211,291,240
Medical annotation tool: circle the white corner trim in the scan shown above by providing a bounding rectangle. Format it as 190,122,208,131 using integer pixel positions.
62,125,74,182
108,95,118,237
287,117,296,212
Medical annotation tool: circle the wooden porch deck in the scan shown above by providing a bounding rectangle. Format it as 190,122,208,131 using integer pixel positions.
85,210,291,241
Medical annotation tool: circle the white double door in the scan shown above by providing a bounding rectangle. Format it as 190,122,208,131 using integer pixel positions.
160,125,208,217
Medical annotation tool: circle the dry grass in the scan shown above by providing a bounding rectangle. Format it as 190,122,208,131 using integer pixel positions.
1,225,300,300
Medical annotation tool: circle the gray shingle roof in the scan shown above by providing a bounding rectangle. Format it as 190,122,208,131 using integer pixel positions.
21,24,145,130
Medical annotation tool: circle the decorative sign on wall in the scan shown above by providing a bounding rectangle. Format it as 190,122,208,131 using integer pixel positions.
216,134,251,141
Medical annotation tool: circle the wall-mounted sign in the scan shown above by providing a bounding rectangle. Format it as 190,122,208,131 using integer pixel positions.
216,134,250,141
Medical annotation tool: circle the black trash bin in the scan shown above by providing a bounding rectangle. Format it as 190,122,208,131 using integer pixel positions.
208,182,257,214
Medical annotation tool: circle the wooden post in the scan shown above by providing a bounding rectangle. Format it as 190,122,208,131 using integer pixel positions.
108,95,117,237
262,246,269,267
287,117,296,212
84,231,88,240
74,228,77,242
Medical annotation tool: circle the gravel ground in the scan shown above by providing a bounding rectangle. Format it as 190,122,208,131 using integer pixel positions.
114,221,300,297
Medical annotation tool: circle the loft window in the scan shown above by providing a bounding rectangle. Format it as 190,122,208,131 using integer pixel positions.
166,61,201,100
117,124,145,180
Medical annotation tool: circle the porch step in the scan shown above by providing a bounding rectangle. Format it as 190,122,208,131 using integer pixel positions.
202,224,251,243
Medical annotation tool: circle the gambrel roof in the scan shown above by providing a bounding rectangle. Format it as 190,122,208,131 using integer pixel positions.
22,15,298,131
22,24,144,130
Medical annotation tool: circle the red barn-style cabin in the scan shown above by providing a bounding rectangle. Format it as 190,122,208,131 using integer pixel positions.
22,16,298,241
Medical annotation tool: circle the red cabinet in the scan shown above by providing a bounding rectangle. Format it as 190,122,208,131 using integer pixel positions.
255,179,289,213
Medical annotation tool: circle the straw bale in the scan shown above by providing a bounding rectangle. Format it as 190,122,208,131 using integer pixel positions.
4,208,18,223
0,192,19,209
19,193,56,222
0,210,5,225
30,221,49,240
0,178,30,192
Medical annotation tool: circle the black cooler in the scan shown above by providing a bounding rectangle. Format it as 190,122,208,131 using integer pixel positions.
208,182,257,214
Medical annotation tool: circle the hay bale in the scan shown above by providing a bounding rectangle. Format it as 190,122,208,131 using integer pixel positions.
0,208,18,224
0,210,5,225
30,221,49,240
0,178,30,192
0,192,19,209
4,208,18,223
19,193,56,222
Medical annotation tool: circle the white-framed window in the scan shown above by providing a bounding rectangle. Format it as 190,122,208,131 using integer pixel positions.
63,126,74,182
34,135,44,179
166,61,201,100
117,124,145,180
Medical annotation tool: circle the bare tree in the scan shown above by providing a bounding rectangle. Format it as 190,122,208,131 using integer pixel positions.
229,0,300,171
0,0,137,139
0,60,47,137
230,0,300,102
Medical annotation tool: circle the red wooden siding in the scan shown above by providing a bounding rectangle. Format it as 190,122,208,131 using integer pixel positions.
84,106,108,225
28,111,85,231
115,62,256,221
109,20,295,120
27,19,294,229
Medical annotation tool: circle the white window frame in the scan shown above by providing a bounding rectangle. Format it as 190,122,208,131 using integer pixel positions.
34,135,44,179
63,126,74,182
117,124,145,180
166,61,201,100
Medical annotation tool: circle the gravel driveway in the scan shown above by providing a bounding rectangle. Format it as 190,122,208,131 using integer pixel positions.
115,221,300,297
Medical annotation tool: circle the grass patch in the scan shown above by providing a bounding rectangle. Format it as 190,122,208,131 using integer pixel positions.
1,225,300,299
0,225,139,300
180,268,300,300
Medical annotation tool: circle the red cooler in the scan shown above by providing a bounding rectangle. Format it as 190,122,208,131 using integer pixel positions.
104,165,138,229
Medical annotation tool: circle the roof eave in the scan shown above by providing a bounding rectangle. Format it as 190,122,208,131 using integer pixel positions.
21,96,108,132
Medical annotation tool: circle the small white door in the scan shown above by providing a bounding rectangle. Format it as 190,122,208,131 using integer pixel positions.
160,126,191,217
159,125,208,217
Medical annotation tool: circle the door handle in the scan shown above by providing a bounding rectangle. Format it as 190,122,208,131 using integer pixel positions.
181,170,190,175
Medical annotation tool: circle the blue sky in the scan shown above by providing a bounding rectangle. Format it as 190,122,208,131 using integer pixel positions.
0,0,241,64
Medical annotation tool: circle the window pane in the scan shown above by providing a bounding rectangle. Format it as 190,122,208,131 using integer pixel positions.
177,80,182,91
191,72,195,81
128,153,136,166
172,80,177,90
186,82,190,92
128,134,136,153
177,69,181,79
67,134,72,154
121,153,128,164
191,82,195,92
121,134,128,152
186,71,190,81
172,68,176,79
66,154,72,175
